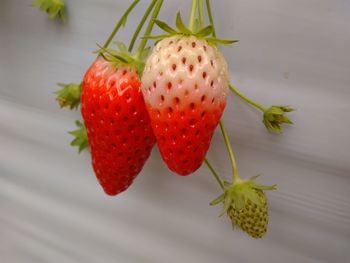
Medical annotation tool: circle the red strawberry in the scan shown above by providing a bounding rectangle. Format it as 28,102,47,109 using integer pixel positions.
141,36,229,175
81,57,156,195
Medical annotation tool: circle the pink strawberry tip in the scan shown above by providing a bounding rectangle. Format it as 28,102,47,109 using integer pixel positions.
143,12,238,46
95,41,151,76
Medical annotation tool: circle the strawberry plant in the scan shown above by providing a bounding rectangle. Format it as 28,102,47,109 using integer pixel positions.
55,0,295,238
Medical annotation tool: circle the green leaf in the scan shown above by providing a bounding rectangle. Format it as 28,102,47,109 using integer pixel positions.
154,19,177,34
32,0,66,22
195,25,213,38
206,38,239,45
175,12,192,35
69,120,89,153
55,82,81,110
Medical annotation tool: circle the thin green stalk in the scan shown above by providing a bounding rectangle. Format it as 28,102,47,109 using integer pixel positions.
128,0,158,52
197,0,204,28
219,121,241,183
229,83,266,112
204,158,224,190
188,0,197,31
135,0,164,59
103,0,140,48
205,0,216,37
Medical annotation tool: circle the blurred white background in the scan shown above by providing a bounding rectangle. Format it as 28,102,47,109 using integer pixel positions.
1,0,350,262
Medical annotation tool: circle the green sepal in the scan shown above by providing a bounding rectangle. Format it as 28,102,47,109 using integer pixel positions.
55,82,81,110
263,105,295,133
96,42,146,76
114,41,128,53
234,191,245,210
240,187,261,206
150,11,237,47
32,0,66,23
224,192,234,212
176,12,192,35
69,120,88,153
213,175,276,215
142,34,172,40
206,38,239,45
154,19,177,34
210,193,225,206
194,25,213,38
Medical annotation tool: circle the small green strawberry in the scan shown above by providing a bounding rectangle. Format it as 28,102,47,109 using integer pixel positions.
211,175,276,238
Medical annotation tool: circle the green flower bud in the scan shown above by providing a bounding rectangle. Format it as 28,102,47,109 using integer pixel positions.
263,105,295,133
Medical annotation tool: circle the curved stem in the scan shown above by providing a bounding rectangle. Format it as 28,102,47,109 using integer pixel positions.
219,121,241,183
103,0,140,48
128,0,158,52
197,0,204,28
229,83,266,112
205,0,216,37
204,158,224,190
135,0,164,59
188,0,197,31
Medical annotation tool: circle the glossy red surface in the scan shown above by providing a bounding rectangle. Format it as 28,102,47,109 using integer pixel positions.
147,102,226,175
81,58,156,195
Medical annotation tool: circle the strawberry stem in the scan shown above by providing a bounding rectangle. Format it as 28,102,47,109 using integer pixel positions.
219,121,241,183
188,0,197,31
204,158,224,190
205,0,216,37
135,0,164,60
229,83,266,112
103,0,140,48
128,0,158,52
205,0,241,183
197,0,205,28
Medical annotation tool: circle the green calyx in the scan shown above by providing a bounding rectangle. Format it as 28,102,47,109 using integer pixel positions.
263,105,295,133
145,12,238,45
55,82,82,110
97,41,150,76
32,0,66,22
69,120,88,153
210,175,276,211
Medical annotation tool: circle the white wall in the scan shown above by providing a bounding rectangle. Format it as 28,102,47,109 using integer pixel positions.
1,0,350,262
